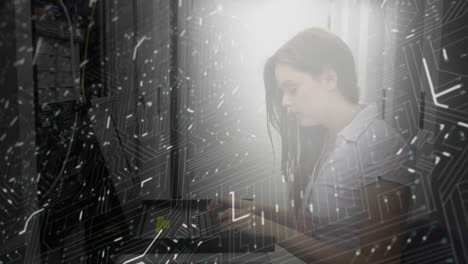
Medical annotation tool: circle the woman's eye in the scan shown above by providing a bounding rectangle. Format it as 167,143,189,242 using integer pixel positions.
288,87,298,95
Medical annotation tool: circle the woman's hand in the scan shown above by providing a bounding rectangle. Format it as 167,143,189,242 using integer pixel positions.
217,208,281,239
208,197,253,223
208,197,230,214
207,197,230,223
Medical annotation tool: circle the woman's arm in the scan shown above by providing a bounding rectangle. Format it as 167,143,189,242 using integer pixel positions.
220,181,410,264
209,197,296,228
251,202,296,228
278,181,410,263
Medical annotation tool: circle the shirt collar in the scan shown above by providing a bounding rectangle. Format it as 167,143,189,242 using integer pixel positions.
337,102,379,142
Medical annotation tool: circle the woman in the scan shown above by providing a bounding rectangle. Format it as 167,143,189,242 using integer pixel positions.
209,27,413,263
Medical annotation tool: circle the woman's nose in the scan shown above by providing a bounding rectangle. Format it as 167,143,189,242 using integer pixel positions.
281,94,292,108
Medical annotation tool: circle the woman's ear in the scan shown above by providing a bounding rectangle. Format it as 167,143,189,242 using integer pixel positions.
321,67,338,92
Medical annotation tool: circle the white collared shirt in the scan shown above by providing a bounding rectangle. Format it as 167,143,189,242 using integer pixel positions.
300,102,418,249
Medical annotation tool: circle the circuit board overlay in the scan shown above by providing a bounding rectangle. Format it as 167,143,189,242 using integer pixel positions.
0,0,467,263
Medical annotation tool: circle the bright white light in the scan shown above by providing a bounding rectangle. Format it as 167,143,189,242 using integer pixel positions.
218,0,331,117
225,0,330,70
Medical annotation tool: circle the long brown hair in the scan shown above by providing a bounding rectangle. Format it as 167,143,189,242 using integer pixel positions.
263,27,359,207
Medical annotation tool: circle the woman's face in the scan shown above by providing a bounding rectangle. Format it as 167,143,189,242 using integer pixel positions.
274,63,338,127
